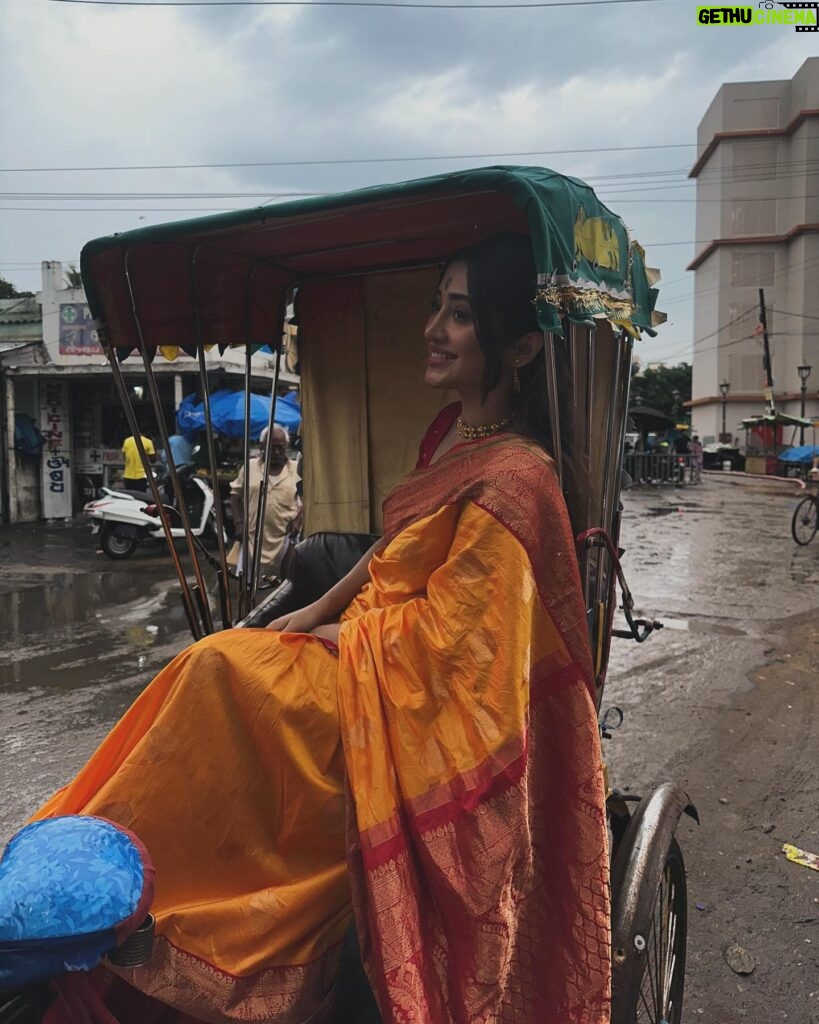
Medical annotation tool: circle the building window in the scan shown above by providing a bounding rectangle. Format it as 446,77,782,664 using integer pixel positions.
729,198,776,236
732,96,780,130
730,251,775,287
728,352,767,391
732,141,778,182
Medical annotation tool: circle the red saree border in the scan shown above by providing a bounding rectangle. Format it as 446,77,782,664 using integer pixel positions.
357,658,582,870
113,933,344,1024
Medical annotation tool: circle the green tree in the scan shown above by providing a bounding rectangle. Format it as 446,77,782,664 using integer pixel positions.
629,363,692,420
0,276,34,300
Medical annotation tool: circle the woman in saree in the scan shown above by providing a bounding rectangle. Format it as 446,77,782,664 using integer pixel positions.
30,234,610,1024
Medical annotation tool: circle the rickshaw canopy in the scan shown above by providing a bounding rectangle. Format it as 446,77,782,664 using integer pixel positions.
79,165,664,358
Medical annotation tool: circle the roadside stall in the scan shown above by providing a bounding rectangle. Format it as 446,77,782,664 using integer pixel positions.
742,412,811,475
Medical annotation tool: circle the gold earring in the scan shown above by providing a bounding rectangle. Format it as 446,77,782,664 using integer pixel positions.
513,364,521,394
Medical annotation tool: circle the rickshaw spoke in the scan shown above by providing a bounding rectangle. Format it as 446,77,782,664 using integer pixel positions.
662,881,677,1009
638,985,654,1021
641,912,660,1017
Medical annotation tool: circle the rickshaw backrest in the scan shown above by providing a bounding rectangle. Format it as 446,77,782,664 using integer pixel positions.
241,531,379,628
298,269,454,536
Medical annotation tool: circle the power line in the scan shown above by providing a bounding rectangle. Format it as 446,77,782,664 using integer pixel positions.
776,308,819,324
0,141,695,175
1,162,815,203
47,0,669,8
653,299,819,365
660,253,819,305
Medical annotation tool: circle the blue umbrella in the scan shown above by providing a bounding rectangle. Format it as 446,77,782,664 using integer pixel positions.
274,391,301,433
210,391,272,440
175,390,301,441
778,445,819,464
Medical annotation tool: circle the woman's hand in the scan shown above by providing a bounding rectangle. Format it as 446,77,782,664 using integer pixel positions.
310,623,340,643
266,602,326,634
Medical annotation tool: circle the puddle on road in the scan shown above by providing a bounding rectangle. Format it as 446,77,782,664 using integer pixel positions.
643,502,720,518
0,572,190,691
655,614,750,637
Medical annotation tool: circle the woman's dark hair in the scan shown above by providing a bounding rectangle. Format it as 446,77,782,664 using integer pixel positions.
447,233,588,541
450,233,551,448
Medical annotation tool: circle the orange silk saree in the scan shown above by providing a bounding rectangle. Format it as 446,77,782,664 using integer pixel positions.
34,430,610,1024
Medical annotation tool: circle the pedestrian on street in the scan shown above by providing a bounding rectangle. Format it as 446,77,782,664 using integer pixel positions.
691,435,704,483
167,432,194,468
229,425,301,576
121,430,156,493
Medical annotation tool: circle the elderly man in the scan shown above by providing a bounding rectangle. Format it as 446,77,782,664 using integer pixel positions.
229,426,301,575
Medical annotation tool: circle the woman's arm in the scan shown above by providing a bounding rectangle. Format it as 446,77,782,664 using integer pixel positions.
266,537,384,634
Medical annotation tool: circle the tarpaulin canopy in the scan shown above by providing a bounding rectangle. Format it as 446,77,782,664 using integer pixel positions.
627,405,676,430
777,445,819,464
79,165,665,359
742,412,811,428
177,389,301,441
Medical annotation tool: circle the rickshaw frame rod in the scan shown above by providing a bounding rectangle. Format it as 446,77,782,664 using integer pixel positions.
543,331,563,491
143,503,225,574
609,783,698,1017
238,265,263,620
215,568,231,633
123,248,214,636
106,349,203,642
192,246,233,628
249,296,286,611
576,527,663,643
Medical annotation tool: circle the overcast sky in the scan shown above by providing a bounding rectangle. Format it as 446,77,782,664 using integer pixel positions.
0,0,815,364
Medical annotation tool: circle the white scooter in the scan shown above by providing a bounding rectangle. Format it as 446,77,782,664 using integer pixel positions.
84,463,228,560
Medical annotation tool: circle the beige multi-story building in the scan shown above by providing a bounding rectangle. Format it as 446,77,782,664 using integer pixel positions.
688,57,819,449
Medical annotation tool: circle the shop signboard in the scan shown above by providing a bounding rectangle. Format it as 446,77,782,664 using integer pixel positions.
59,303,103,355
75,447,104,473
39,380,72,518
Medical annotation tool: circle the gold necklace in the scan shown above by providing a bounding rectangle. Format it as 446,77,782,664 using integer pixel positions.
455,414,512,440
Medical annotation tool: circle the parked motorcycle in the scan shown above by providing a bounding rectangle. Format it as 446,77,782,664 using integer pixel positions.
84,463,228,560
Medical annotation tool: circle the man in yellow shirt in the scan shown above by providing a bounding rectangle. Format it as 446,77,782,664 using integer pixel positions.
121,432,157,493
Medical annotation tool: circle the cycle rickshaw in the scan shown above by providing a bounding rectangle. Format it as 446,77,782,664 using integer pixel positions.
1,166,695,1023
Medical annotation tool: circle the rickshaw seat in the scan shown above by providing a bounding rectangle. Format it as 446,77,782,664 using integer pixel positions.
241,531,379,628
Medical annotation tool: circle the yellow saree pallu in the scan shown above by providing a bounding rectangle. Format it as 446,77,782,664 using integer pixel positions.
33,432,609,1024
339,435,610,1024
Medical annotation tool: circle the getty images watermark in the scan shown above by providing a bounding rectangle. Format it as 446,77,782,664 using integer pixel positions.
697,2,818,29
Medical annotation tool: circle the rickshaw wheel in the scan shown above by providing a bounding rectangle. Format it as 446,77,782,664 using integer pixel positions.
611,838,687,1024
100,524,138,560
791,496,818,545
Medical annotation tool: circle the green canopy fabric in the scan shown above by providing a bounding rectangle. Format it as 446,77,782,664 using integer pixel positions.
80,165,665,355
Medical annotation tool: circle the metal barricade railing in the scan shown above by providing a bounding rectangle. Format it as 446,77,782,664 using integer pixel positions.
623,452,700,486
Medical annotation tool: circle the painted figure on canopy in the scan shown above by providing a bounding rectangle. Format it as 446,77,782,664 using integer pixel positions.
29,234,610,1024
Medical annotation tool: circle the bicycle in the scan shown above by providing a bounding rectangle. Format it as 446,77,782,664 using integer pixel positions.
791,491,818,545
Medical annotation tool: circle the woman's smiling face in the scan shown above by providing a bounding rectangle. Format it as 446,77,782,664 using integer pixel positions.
423,261,487,398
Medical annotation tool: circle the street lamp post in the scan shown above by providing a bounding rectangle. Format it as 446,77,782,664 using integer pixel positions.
719,380,730,444
797,365,812,446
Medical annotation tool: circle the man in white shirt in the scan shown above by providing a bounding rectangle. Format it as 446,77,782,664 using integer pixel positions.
229,426,301,575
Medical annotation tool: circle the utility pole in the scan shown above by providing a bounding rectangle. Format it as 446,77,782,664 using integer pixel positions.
759,288,775,416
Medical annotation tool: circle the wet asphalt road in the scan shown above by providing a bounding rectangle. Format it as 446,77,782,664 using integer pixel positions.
1,474,818,1021
0,527,194,836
